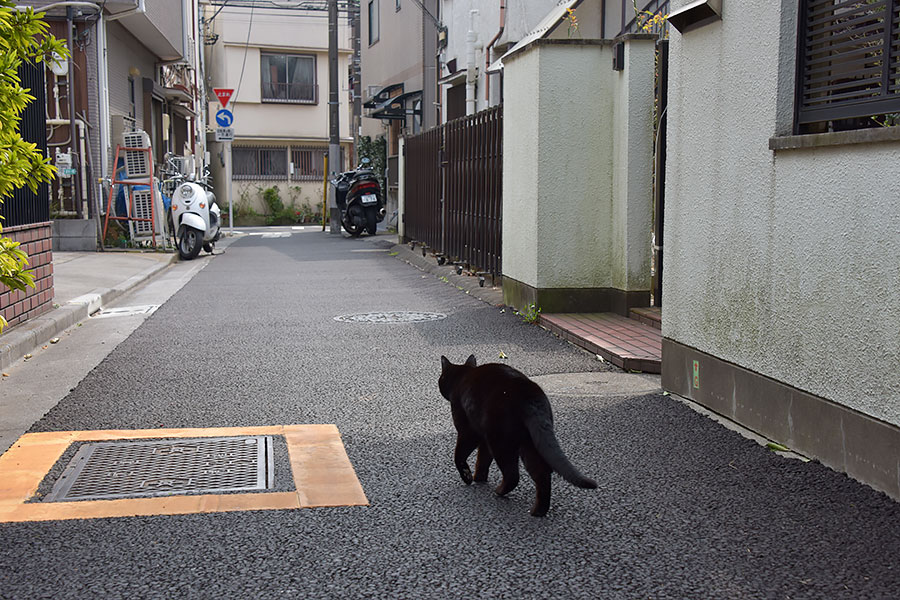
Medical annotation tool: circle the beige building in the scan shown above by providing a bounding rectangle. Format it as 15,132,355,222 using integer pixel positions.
202,2,354,221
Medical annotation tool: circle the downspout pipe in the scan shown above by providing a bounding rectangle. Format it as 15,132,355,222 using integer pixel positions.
485,0,506,103
67,6,83,219
465,9,478,115
97,11,109,180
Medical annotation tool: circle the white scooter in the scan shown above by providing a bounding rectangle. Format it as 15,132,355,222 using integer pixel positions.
167,159,221,260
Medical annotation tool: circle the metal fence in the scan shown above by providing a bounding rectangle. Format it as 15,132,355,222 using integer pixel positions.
1,62,50,228
403,105,502,277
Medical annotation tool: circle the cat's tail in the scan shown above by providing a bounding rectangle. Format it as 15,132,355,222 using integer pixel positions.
524,405,598,489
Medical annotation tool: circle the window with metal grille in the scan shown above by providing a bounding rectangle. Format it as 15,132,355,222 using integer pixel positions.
261,53,318,104
233,147,288,180
796,0,900,132
290,147,327,181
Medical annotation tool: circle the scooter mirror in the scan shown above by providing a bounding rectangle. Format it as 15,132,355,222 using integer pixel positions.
360,157,370,166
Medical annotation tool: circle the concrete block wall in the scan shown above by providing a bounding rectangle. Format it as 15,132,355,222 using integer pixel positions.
0,223,54,329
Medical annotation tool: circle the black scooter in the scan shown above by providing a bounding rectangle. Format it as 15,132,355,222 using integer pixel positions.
332,157,385,236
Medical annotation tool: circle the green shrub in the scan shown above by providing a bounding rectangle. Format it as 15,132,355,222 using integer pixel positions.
261,186,285,224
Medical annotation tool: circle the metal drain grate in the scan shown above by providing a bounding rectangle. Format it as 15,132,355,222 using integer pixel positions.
93,305,159,319
44,436,274,502
334,311,447,323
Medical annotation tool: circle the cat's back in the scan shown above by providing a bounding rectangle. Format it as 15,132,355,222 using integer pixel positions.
463,363,547,407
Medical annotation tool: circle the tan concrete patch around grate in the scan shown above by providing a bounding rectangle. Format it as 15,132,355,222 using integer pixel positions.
0,425,367,523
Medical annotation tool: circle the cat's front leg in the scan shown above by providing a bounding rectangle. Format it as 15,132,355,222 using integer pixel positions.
454,434,479,485
473,445,493,482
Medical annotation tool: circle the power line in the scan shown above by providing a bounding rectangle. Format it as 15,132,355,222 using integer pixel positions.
233,1,255,111
207,0,359,12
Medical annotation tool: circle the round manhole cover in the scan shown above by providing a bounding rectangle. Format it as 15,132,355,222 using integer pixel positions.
334,311,447,323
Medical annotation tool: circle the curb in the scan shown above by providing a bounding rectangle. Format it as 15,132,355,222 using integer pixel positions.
0,254,178,370
388,242,505,308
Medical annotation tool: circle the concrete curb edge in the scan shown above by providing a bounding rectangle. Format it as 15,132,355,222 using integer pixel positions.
0,254,178,370
388,242,505,308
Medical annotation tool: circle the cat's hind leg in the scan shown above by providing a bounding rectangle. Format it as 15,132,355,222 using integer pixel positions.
491,446,521,497
473,444,493,483
521,442,552,517
454,433,480,485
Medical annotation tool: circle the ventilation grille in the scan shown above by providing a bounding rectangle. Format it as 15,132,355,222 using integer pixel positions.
123,130,151,179
130,189,157,235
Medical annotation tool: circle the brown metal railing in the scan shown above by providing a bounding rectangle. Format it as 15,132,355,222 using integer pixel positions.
404,126,443,252
403,105,503,277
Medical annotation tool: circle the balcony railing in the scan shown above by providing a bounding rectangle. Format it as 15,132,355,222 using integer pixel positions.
261,82,318,104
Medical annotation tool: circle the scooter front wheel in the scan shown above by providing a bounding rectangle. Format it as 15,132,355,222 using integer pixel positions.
178,225,204,260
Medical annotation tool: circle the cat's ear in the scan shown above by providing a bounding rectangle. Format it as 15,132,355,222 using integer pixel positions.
465,354,477,367
441,356,450,370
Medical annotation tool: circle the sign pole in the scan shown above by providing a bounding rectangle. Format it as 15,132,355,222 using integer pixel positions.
213,88,236,235
226,141,233,235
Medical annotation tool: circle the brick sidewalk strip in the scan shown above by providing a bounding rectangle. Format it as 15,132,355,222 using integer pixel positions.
540,312,662,373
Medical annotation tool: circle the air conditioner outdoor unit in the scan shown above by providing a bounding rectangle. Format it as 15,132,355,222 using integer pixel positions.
110,114,136,154
129,187,167,241
123,130,150,149
172,155,195,177
122,130,152,179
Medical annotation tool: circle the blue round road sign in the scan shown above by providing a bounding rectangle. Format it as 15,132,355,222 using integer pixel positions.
215,109,234,127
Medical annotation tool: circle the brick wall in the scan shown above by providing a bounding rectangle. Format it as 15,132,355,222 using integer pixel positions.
0,222,54,328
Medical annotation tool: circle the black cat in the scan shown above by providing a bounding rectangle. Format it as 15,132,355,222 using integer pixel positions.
438,354,597,516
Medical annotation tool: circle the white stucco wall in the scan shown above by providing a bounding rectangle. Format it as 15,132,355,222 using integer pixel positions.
662,1,900,424
502,38,654,292
502,45,541,285
611,38,654,291
533,43,614,289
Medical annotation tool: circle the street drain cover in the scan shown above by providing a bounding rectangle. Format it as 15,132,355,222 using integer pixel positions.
44,436,274,502
334,311,447,323
93,305,159,319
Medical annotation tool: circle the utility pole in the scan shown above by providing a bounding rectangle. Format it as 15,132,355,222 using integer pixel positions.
328,0,341,233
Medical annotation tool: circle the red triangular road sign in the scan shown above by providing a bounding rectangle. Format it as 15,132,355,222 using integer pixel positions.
213,88,234,108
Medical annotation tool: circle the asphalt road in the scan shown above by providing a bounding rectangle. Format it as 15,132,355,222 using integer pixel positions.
2,229,899,599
